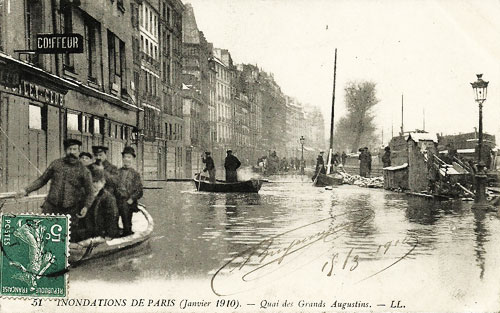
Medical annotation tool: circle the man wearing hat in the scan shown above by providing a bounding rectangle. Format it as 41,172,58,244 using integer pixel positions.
202,151,216,183
19,138,94,219
116,146,143,236
224,150,241,182
312,151,326,181
92,145,119,193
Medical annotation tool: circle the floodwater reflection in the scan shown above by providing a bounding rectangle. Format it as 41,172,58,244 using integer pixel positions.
68,180,499,289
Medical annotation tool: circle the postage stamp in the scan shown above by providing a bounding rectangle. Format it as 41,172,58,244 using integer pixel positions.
0,214,69,298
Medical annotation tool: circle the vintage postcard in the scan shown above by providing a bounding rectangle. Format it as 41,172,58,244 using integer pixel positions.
1,0,500,312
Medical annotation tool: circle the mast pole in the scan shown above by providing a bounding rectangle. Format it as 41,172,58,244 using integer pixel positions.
330,48,337,150
326,49,337,175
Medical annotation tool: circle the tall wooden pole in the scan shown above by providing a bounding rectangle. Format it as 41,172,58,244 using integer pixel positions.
330,49,337,151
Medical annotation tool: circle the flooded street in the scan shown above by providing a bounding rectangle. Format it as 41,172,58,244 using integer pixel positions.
4,176,500,312
65,176,500,312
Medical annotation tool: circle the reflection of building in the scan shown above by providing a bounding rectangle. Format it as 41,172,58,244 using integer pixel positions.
0,1,139,208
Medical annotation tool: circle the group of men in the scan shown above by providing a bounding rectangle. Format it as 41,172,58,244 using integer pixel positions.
201,150,241,183
18,139,143,242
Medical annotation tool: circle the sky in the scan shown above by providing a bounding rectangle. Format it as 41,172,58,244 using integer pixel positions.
186,0,500,145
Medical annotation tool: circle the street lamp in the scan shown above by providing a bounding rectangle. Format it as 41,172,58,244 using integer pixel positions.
299,136,305,175
470,74,490,209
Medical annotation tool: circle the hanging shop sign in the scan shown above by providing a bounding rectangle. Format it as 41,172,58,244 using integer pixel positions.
36,33,84,54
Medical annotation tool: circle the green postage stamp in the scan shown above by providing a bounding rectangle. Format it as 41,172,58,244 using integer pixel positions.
0,214,69,298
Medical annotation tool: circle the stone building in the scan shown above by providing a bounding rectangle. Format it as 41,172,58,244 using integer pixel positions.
181,3,213,177
212,48,234,168
0,0,140,210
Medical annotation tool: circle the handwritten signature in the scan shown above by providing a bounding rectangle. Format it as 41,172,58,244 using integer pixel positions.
211,208,418,296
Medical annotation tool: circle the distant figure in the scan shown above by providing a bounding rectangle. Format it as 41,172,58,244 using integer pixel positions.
341,151,347,166
332,152,339,166
312,151,326,181
359,148,370,178
202,151,216,183
224,150,241,182
366,147,372,177
382,146,391,168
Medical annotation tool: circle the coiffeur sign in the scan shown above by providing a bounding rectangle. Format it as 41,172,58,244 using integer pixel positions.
36,33,84,54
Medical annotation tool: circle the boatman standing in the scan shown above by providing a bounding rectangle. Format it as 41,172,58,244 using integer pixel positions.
224,150,241,182
313,151,326,180
202,151,216,183
116,147,143,236
92,145,119,193
18,138,94,219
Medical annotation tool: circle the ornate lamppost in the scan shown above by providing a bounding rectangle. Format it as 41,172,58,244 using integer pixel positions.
299,136,305,175
470,74,490,209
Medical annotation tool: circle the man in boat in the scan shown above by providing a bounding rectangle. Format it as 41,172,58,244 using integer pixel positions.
92,145,119,194
18,139,94,219
79,151,94,167
202,151,216,183
382,146,391,167
224,150,241,182
116,147,143,237
74,167,119,241
312,151,326,181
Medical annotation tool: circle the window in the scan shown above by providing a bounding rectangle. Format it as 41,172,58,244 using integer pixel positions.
67,112,80,132
82,115,91,133
119,40,126,92
93,117,102,134
25,0,42,65
29,104,42,130
62,5,74,71
85,15,101,82
108,30,115,85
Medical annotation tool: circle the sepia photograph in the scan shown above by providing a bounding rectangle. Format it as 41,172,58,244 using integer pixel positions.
0,0,500,312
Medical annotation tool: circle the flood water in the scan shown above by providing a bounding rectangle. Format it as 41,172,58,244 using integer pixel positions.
4,175,500,312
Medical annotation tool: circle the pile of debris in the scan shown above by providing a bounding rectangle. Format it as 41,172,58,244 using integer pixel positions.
338,171,384,188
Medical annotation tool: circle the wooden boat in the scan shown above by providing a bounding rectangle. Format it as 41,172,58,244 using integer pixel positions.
193,175,263,193
69,205,154,264
313,172,344,187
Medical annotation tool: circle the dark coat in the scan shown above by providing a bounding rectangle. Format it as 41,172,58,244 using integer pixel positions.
224,155,241,171
26,156,94,213
85,189,119,238
203,156,215,171
315,155,325,171
116,167,144,205
382,151,391,167
102,160,119,193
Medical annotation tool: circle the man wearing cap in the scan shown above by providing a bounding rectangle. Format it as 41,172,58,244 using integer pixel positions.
92,145,119,193
116,146,143,236
202,151,216,183
79,151,94,167
224,150,241,182
19,139,94,218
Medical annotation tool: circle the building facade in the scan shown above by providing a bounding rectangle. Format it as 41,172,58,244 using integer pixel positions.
0,0,139,209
